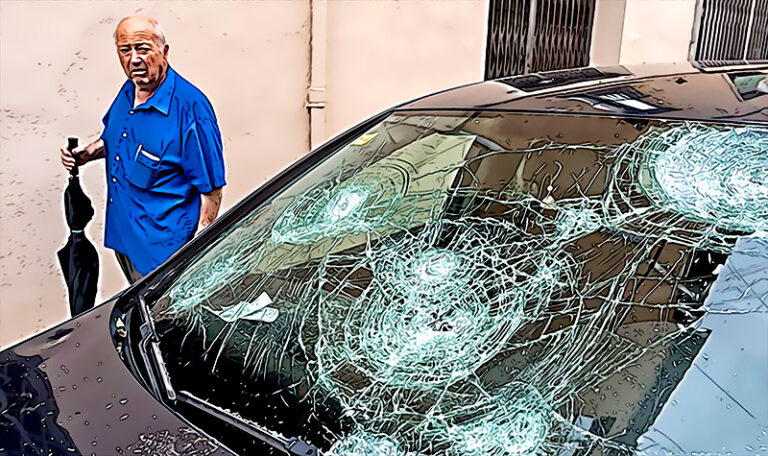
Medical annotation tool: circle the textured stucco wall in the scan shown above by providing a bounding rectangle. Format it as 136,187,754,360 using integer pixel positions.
324,0,487,138
590,0,627,66
590,0,697,67
619,0,697,65
0,0,487,349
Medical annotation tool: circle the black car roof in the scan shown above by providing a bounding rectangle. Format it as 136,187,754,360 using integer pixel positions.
398,63,768,125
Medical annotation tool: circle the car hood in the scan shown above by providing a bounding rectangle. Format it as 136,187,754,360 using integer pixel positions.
0,299,233,456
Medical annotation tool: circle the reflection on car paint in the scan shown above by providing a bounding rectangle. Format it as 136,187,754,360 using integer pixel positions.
0,352,80,455
565,85,676,115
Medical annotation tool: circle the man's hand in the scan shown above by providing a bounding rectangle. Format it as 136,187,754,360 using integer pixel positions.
199,187,223,231
60,138,105,171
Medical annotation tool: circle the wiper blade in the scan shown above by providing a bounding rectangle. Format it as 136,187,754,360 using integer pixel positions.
136,294,177,401
135,296,319,455
176,390,319,456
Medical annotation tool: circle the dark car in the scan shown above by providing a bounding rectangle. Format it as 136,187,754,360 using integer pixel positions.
2,64,767,456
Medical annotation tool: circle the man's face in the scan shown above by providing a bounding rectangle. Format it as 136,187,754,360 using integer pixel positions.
115,19,168,91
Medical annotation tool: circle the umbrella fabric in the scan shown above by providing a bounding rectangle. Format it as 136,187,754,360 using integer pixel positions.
57,168,99,317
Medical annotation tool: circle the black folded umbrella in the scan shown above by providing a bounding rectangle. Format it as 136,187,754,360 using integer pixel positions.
57,137,99,317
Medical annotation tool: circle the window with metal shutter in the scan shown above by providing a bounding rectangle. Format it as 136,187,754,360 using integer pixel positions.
691,0,768,67
485,0,597,80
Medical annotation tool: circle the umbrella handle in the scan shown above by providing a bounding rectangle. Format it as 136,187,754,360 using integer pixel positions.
68,137,79,177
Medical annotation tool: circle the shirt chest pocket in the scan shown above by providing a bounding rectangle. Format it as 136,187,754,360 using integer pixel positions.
125,143,166,189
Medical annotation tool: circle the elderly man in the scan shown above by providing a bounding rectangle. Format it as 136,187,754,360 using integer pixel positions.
61,15,226,283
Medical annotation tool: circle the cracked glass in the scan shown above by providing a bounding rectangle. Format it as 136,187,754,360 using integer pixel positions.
147,111,768,455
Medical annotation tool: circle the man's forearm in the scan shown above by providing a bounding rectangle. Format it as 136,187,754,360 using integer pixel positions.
79,139,106,163
199,187,223,228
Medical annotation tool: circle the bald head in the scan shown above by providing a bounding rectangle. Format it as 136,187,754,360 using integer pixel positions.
114,14,167,47
113,14,169,97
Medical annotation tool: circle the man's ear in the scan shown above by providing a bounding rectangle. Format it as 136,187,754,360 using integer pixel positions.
163,44,169,58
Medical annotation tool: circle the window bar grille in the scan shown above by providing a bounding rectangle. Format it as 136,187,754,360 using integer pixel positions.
485,0,597,80
691,0,768,67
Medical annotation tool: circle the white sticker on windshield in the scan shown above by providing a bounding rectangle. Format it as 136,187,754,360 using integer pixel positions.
205,292,279,323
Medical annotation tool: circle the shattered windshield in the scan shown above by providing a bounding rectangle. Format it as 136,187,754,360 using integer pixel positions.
148,112,768,455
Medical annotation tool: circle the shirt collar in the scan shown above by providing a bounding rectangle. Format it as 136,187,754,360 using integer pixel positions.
124,66,176,116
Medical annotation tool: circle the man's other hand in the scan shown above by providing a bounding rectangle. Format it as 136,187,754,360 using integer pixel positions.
199,187,223,232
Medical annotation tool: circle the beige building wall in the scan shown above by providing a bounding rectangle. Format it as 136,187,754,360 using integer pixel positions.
0,0,487,349
323,0,487,139
620,0,697,64
590,0,627,66
591,0,698,66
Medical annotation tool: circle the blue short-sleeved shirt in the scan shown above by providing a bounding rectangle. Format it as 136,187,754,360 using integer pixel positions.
100,66,226,274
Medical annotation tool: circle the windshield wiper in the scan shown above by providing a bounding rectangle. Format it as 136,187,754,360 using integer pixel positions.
175,390,319,456
136,294,177,401
134,295,319,456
